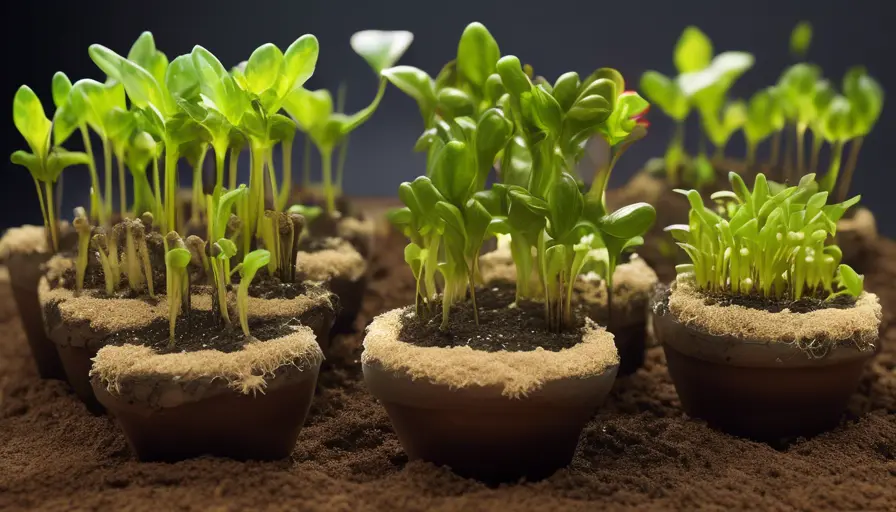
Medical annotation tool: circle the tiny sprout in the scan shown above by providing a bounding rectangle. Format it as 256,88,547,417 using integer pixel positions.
668,171,863,301
790,21,812,59
91,231,116,295
164,234,192,344
237,249,271,337
73,208,92,293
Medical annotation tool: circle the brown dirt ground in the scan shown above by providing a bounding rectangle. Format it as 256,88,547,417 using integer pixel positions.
1,198,894,511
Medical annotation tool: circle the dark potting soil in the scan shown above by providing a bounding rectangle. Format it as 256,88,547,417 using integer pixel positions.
246,270,310,300
1,198,895,511
398,283,585,352
653,284,857,315
101,308,296,355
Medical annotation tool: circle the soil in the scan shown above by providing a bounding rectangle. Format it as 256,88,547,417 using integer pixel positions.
696,289,857,314
398,283,584,353
101,309,297,355
1,197,895,511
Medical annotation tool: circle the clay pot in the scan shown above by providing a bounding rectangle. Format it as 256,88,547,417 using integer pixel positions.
479,248,657,375
39,279,336,413
0,226,65,379
362,308,619,482
298,238,367,335
653,278,881,440
90,328,322,461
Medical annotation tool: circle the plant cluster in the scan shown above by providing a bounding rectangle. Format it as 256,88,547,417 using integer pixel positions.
12,29,407,342
387,22,656,332
666,171,863,301
641,23,883,201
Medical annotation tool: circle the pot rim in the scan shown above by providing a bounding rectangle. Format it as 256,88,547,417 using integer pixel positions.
658,275,880,367
362,307,619,399
90,326,323,409
297,237,367,283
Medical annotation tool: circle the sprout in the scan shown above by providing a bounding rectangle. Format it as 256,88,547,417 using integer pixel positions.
91,231,117,295
236,250,271,337
11,85,91,252
835,67,884,202
790,21,813,60
73,208,92,294
667,172,863,300
743,87,785,167
207,185,248,324
283,30,412,215
164,233,192,344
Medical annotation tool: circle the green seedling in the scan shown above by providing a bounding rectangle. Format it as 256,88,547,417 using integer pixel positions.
164,236,192,344
236,249,271,337
835,67,884,202
816,95,855,195
12,85,91,252
790,21,812,59
283,30,412,215
640,71,689,183
777,63,822,177
92,230,118,295
667,172,862,300
207,185,248,324
743,87,785,167
73,207,92,293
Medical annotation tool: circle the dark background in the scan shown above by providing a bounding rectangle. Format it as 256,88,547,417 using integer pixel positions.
2,0,893,236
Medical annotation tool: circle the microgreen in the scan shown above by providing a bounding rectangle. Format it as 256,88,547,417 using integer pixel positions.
73,207,92,293
164,237,192,344
236,249,271,337
667,172,862,300
11,84,91,252
393,26,655,332
283,30,411,215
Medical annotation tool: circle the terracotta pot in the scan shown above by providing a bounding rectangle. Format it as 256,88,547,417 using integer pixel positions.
653,281,881,440
362,308,619,482
297,238,367,335
40,278,336,413
91,329,322,461
6,248,65,380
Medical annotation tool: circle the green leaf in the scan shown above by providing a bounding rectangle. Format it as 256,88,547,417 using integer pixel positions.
475,108,512,185
10,150,44,181
437,87,474,117
283,88,333,132
430,140,474,206
13,85,51,158
216,238,238,259
820,96,854,142
456,22,500,89
836,264,863,296
404,243,425,280
191,45,248,126
165,247,192,269
675,26,713,74
89,44,167,114
45,148,90,182
52,72,73,108
496,56,532,97
547,172,583,240
640,71,688,121
599,202,656,239
530,85,563,135
552,72,580,112
843,67,884,135
127,31,169,86
582,68,625,98
383,66,436,121
463,199,492,260
240,249,271,282
790,21,812,58
679,52,754,114
500,136,532,187
166,54,201,101
287,204,323,225
215,185,248,240
350,30,413,74
280,35,319,95
245,43,284,95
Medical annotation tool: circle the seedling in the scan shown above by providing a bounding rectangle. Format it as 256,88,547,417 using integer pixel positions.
164,236,192,344
73,207,92,293
11,85,91,252
283,30,412,214
666,172,862,300
236,249,271,337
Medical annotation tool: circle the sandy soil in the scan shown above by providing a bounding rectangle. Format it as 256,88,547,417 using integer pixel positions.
1,208,894,511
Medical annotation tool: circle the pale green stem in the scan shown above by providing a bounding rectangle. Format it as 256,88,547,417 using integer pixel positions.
302,136,311,188
228,146,240,191
164,147,179,234
33,179,51,250
836,137,864,204
808,132,823,175
795,123,807,180
80,126,106,226
266,148,280,213
102,137,112,220
277,140,293,211
320,146,335,214
44,181,59,253
117,150,127,218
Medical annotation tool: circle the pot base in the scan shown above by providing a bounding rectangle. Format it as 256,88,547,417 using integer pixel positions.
379,398,590,482
93,368,319,461
57,344,104,414
657,312,870,440
8,252,65,380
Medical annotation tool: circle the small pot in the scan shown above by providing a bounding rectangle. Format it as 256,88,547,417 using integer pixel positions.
362,308,619,482
298,238,367,335
479,248,657,375
653,277,881,440
0,265,19,322
90,327,323,461
0,226,65,380
40,278,336,413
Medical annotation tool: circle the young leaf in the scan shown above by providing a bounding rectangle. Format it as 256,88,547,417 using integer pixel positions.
245,43,284,95
547,172,583,240
599,202,657,239
640,71,689,121
382,66,437,121
836,264,863,297
51,72,73,108
675,26,713,74
280,34,319,95
430,140,474,206
456,22,500,89
790,21,812,59
350,30,414,74
13,85,51,158
496,55,532,97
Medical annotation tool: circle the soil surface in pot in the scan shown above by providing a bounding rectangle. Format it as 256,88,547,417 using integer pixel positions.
399,284,584,352
1,197,895,510
690,289,857,314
